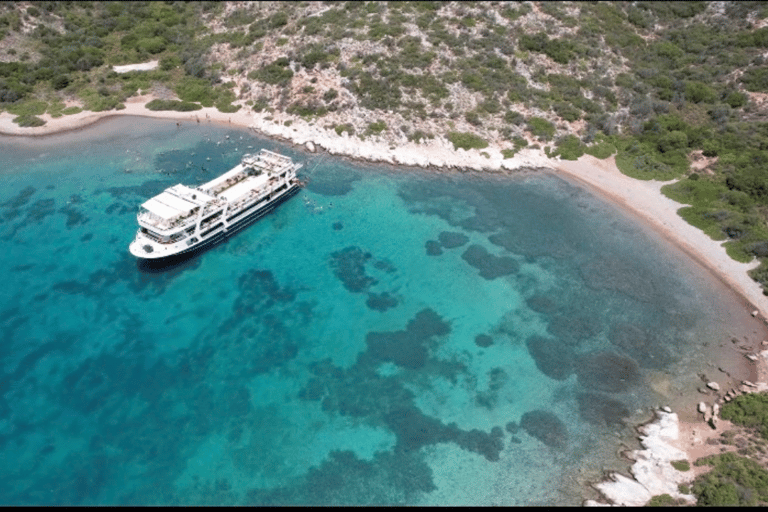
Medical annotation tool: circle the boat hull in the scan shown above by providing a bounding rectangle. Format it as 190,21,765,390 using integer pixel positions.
135,184,300,269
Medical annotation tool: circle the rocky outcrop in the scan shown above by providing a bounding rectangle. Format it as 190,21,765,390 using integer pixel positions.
250,113,550,173
585,408,696,507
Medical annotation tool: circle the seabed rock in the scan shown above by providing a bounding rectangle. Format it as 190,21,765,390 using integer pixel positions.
588,408,696,507
706,381,720,391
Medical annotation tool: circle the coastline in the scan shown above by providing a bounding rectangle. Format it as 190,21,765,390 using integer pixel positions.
3,100,765,323
4,99,768,506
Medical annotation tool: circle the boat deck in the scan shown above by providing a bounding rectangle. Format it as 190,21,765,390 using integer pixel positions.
217,172,272,203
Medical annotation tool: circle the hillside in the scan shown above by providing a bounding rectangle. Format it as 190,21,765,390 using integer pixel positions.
2,1,768,293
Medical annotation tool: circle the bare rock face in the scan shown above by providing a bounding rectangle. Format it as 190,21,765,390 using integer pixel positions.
591,409,696,506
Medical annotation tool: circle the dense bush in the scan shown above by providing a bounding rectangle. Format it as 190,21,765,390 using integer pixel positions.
447,131,489,151
247,58,293,86
145,99,202,111
720,392,768,439
692,452,768,506
519,32,575,64
526,117,556,141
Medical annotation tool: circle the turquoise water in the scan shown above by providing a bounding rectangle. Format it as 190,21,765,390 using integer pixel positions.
0,117,748,505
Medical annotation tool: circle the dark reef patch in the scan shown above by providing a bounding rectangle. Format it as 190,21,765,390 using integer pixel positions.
366,292,398,312
474,334,493,348
461,244,519,280
384,407,505,461
425,240,442,256
579,257,656,303
438,231,469,249
214,269,308,376
245,449,436,505
1,185,37,224
372,259,396,273
233,269,296,314
576,392,631,427
546,314,602,347
365,308,450,369
332,221,343,231
526,294,559,314
329,246,377,293
487,227,574,259
520,410,568,450
525,335,574,381
475,367,508,409
608,322,675,370
24,198,57,224
305,166,361,197
574,351,642,393
58,205,89,229
80,233,93,242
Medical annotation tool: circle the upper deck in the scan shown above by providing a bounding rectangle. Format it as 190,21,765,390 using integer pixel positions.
136,150,300,232
138,184,217,231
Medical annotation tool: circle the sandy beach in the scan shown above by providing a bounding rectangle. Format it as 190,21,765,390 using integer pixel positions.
4,98,768,505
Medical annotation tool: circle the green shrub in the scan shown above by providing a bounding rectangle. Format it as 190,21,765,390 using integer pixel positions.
6,100,47,116
501,148,518,158
554,134,585,160
365,120,387,135
671,459,691,471
334,123,354,136
175,77,217,107
647,494,677,506
145,99,202,111
584,141,616,159
692,452,768,506
247,58,293,86
720,392,768,439
527,117,555,141
447,131,489,151
12,115,46,127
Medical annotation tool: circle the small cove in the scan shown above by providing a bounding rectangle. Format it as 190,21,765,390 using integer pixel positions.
0,116,762,505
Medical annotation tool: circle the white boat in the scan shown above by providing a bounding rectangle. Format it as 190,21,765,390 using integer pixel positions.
129,149,302,262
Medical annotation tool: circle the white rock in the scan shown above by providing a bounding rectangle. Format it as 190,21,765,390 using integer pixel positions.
591,411,696,506
662,406,672,413
698,402,707,413
706,381,720,391
752,310,759,317
305,141,316,153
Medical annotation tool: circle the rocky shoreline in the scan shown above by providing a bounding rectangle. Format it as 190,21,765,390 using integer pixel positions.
585,351,768,507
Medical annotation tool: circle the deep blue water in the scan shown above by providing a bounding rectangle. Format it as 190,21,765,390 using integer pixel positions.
0,117,751,505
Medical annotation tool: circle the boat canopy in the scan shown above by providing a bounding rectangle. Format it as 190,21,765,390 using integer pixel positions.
141,191,198,220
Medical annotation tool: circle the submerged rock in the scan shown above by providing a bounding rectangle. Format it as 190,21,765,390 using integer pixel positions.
576,392,631,427
575,351,642,393
526,294,558,314
547,314,602,347
526,335,574,381
608,322,675,369
438,231,469,249
475,334,493,348
461,244,519,280
425,240,443,256
329,246,377,293
366,292,398,312
520,410,568,450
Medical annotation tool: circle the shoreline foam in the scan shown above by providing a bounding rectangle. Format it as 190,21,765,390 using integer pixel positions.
3,99,768,506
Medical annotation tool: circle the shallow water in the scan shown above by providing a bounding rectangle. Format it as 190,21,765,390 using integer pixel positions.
0,117,755,505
